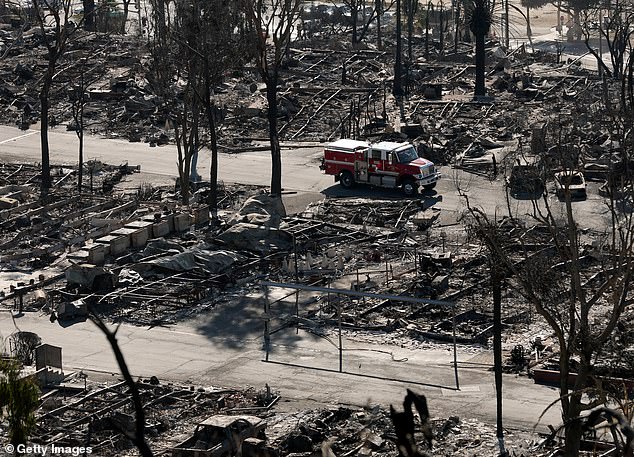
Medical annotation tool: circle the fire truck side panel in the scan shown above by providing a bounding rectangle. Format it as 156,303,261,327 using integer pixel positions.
323,147,364,179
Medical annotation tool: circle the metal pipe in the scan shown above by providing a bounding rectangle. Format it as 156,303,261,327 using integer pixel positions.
338,299,343,373
452,304,460,390
260,281,455,307
394,0,403,96
264,285,270,362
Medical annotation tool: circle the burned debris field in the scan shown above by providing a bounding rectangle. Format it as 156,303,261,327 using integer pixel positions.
1,0,634,456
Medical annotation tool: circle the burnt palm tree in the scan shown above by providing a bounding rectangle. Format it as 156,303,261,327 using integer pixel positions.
466,0,493,97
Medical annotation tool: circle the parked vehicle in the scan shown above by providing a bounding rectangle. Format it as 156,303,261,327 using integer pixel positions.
506,156,544,197
555,170,587,199
171,415,266,457
321,139,440,196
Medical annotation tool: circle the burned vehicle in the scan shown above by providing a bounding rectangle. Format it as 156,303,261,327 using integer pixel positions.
506,156,544,197
555,170,587,199
171,415,266,457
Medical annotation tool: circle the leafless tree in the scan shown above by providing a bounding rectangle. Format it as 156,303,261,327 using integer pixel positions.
67,53,107,194
173,0,245,211
580,1,634,81
458,193,511,456
458,117,634,455
121,0,133,33
335,0,395,45
173,88,201,206
147,0,196,205
31,0,81,197
403,0,419,62
241,0,302,196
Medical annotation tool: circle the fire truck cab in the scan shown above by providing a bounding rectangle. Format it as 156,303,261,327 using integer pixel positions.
321,139,440,196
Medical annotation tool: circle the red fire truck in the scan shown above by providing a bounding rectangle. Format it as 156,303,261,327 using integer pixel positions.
321,139,441,196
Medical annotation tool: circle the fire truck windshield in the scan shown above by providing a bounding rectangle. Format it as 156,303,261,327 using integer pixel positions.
395,147,418,164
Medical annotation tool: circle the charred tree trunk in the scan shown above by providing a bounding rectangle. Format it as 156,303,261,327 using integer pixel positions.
454,2,460,52
376,0,382,49
439,4,444,52
39,77,52,197
407,2,414,62
394,0,403,96
425,3,430,59
474,31,486,96
352,4,358,44
83,0,95,31
78,114,83,194
175,108,196,206
266,75,282,196
492,263,505,454
122,0,131,34
563,367,588,456
205,97,219,212
623,49,634,112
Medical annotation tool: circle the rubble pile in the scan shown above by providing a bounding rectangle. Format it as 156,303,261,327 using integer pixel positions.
0,179,280,325
0,162,136,274
26,375,565,457
35,377,269,457
0,12,618,168
267,404,553,457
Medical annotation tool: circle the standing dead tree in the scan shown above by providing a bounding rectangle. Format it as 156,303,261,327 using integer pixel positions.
465,0,494,98
171,0,204,206
173,85,201,207
31,0,81,197
403,0,419,62
173,0,244,212
458,117,634,455
242,0,301,196
580,1,634,113
581,0,634,80
458,192,511,457
148,0,242,207
337,0,396,45
67,51,109,195
147,0,200,205
527,125,634,455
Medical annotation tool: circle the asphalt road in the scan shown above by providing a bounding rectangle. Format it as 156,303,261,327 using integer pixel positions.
0,125,610,228
0,125,591,433
0,306,562,432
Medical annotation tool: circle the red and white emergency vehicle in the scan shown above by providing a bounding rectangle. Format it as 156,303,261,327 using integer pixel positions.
321,139,440,196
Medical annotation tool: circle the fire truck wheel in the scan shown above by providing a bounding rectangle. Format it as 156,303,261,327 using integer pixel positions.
340,171,355,189
423,182,437,190
402,179,418,196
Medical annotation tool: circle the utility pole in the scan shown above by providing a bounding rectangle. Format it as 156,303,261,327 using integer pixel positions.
598,9,603,76
393,0,403,97
376,0,383,50
492,262,506,456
